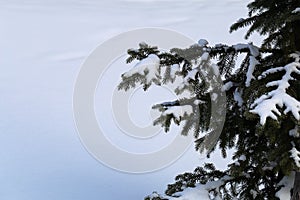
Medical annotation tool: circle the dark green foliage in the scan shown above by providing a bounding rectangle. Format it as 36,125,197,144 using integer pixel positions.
230,0,300,52
117,0,300,199
119,41,260,154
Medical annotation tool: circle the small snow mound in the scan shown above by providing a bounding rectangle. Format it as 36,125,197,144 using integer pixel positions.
198,39,208,47
237,18,244,23
239,155,246,161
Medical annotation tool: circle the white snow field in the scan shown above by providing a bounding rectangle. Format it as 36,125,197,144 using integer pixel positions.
0,0,265,199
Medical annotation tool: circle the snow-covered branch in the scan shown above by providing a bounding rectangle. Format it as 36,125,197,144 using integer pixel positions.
290,146,300,168
250,53,300,125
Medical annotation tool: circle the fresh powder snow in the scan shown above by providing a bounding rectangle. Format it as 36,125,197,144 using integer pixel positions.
250,53,300,125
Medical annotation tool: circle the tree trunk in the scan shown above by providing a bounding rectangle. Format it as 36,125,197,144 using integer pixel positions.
292,172,300,200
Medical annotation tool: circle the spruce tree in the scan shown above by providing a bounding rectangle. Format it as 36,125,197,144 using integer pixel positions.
118,0,300,199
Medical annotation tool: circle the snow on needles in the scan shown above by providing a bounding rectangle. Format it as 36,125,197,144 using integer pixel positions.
233,43,260,87
123,54,160,85
290,147,300,168
289,125,299,138
198,39,208,47
169,176,232,200
292,7,300,13
246,55,260,87
250,53,300,125
162,104,193,121
170,185,211,200
222,81,234,91
233,88,243,106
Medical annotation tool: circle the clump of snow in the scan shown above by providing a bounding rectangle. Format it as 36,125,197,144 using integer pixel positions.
292,7,300,13
233,43,260,87
248,43,260,57
237,18,244,23
139,41,148,46
290,52,300,63
147,192,169,199
233,43,259,56
258,66,284,80
170,175,233,200
184,68,198,82
163,105,193,120
239,155,246,161
234,155,246,166
234,161,240,166
275,173,295,199
170,184,211,200
233,88,243,106
245,55,260,87
245,44,260,87
222,81,234,91
211,93,218,101
170,64,180,80
148,192,160,198
290,146,300,168
204,175,231,191
289,126,299,138
194,99,205,105
123,54,160,84
250,190,258,198
198,39,208,47
250,53,300,125
201,52,210,61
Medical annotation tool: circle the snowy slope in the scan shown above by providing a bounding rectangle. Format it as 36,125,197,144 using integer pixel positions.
0,0,255,199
